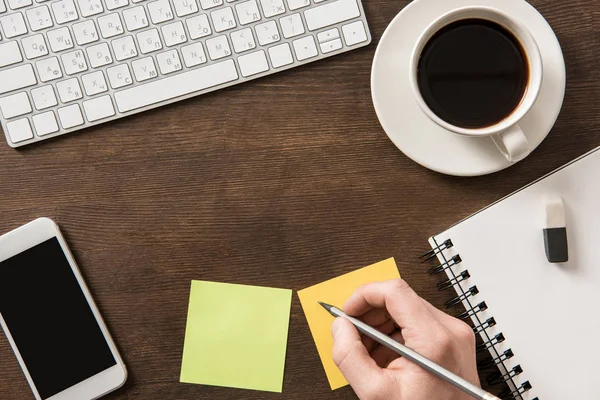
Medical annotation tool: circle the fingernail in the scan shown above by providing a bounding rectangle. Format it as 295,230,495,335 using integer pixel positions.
332,318,344,338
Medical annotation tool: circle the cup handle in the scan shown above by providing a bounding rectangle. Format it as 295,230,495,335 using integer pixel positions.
491,125,530,163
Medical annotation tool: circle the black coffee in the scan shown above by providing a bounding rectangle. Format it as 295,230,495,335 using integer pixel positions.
417,19,528,129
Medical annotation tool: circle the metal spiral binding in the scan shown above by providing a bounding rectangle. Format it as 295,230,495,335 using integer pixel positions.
487,365,523,385
457,301,487,320
445,286,478,308
473,317,496,334
421,239,453,262
499,381,533,399
428,254,462,275
437,270,470,291
477,333,505,352
478,349,514,370
427,239,534,400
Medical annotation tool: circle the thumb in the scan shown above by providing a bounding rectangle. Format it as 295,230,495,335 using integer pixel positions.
331,318,385,397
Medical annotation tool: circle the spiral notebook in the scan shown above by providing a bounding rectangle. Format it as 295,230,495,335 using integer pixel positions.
426,147,600,400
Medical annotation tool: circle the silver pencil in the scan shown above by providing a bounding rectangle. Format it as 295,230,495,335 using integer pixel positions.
319,302,501,400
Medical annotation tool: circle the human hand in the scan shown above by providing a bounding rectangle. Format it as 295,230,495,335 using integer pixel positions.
331,279,480,400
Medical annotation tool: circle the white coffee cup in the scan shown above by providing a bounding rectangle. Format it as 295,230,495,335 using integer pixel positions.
409,6,543,163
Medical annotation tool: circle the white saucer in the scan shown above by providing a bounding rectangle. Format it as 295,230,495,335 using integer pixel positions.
371,0,566,176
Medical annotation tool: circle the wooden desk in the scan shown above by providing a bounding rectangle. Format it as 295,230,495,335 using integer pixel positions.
0,0,597,398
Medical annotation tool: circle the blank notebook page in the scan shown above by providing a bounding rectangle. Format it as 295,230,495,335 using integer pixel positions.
429,147,600,399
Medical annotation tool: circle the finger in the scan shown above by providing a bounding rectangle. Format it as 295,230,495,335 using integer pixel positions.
344,279,436,331
362,336,377,352
375,319,397,336
370,331,405,368
358,308,391,326
331,318,385,397
362,319,396,352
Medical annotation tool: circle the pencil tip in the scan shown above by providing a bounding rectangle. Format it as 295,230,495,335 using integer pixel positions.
318,301,333,313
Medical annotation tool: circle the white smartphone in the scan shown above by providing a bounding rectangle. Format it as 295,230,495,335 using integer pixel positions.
0,218,127,400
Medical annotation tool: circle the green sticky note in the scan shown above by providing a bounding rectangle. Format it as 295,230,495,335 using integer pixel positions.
180,281,292,393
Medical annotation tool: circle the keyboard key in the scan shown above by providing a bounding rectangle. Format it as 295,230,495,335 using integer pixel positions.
255,20,279,46
304,0,359,31
131,56,157,81
0,64,37,95
81,70,108,95
31,84,58,109
47,27,74,51
238,50,268,77
342,20,366,46
280,13,304,39
206,35,231,60
72,20,99,45
86,42,113,67
0,13,27,38
292,35,317,60
156,49,182,74
181,42,206,67
26,6,53,31
0,0,5,12
7,0,31,10
98,13,124,38
57,104,84,128
112,35,138,61
235,0,260,25
56,77,83,102
77,0,103,17
32,111,59,136
123,6,148,31
147,0,174,23
137,28,162,53
186,14,211,39
107,63,132,88
61,49,87,75
36,57,62,82
6,118,33,143
320,38,342,53
83,95,115,121
0,41,23,67
259,0,284,17
22,34,49,59
231,27,255,53
52,0,79,24
0,92,32,119
105,0,128,10
161,20,186,46
268,42,292,68
286,0,308,10
317,28,339,43
211,7,235,32
114,59,238,112
199,0,222,10
172,0,197,17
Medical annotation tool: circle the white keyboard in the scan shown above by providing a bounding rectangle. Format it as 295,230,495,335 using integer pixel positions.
0,0,371,147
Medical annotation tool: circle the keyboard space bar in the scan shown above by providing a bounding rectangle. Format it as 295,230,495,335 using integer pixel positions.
114,59,239,113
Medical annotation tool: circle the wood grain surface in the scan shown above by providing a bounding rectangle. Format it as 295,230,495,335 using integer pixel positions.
0,0,598,398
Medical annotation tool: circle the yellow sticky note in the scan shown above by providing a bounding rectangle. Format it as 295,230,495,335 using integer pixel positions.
298,258,400,390
180,281,292,393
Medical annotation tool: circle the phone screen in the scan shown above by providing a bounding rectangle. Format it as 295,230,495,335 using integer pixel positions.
0,237,116,399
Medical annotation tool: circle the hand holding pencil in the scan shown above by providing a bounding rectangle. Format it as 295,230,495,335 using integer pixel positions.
327,279,490,400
